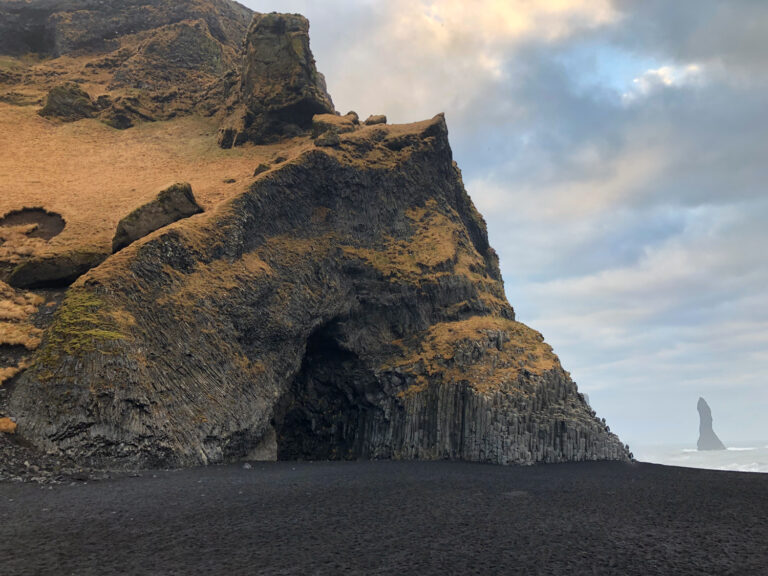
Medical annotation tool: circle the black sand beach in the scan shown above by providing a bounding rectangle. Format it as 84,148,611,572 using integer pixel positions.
1,460,766,575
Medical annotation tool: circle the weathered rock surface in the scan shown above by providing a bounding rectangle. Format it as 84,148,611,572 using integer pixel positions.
8,250,107,289
39,83,97,122
312,113,357,138
2,3,630,472
112,182,203,253
218,13,335,147
365,114,387,126
0,0,253,127
697,397,726,451
10,114,629,469
0,0,251,58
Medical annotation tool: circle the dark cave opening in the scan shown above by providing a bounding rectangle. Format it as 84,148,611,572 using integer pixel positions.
272,322,383,461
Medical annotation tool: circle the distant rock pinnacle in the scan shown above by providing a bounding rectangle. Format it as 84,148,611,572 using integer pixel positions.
697,397,726,451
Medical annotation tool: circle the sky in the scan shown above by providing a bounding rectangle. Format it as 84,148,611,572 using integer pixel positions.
240,0,768,448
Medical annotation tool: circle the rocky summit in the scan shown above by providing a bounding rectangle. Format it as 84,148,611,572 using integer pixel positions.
0,0,629,475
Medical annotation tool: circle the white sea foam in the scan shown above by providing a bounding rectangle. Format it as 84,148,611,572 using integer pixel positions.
634,443,768,473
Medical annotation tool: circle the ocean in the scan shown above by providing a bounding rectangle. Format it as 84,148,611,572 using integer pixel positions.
633,443,768,473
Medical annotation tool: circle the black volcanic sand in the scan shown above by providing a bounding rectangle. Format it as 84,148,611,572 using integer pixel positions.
1,461,766,575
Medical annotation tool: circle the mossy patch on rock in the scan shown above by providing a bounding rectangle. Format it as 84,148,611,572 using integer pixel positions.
40,289,128,359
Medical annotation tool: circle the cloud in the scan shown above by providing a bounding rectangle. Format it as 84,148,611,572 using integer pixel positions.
244,0,619,122
623,63,704,102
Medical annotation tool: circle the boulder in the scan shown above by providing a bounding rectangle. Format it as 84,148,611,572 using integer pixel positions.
8,250,108,289
112,183,203,253
314,131,340,147
253,163,271,176
38,83,97,122
218,12,335,146
312,113,357,138
364,114,387,126
697,397,726,451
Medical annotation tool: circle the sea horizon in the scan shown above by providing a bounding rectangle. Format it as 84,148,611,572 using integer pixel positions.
633,442,768,474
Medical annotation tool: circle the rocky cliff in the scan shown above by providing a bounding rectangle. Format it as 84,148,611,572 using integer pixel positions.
0,0,629,472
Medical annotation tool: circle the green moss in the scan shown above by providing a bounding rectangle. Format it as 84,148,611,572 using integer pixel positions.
41,289,127,360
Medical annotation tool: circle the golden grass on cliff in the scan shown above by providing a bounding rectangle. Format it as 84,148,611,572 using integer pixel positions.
0,282,44,322
341,199,467,280
393,316,560,396
0,321,42,350
0,102,309,263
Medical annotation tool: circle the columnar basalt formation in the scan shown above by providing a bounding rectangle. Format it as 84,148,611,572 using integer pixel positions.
0,0,630,470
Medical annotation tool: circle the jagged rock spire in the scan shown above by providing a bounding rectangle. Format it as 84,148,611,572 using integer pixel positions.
697,397,726,451
218,12,335,147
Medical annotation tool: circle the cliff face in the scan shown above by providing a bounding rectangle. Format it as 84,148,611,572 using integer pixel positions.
0,0,251,58
1,0,630,470
218,12,335,147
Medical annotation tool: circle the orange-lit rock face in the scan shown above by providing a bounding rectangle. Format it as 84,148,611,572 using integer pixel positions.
0,417,16,434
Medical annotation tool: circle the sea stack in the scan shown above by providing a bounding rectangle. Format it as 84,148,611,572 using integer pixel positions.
697,397,726,451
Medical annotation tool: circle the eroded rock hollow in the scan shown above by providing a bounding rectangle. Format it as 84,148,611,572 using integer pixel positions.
1,0,630,470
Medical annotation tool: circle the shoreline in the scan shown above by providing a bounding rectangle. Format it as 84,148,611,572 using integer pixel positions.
3,460,767,575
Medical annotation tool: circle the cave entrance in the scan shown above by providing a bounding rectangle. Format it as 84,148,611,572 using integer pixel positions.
272,322,383,461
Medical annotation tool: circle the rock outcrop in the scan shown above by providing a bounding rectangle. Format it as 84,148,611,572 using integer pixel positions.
10,113,628,468
39,83,97,122
0,0,252,129
112,183,203,253
365,114,387,126
218,13,335,147
697,397,726,451
8,250,107,289
1,1,630,472
0,0,251,58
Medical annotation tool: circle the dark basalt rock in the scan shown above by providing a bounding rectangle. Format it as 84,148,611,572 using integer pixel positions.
0,0,251,58
218,12,335,147
0,0,253,125
8,249,107,289
365,114,387,126
3,5,630,471
10,115,629,469
312,113,357,138
112,183,203,253
39,83,97,122
697,397,726,451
